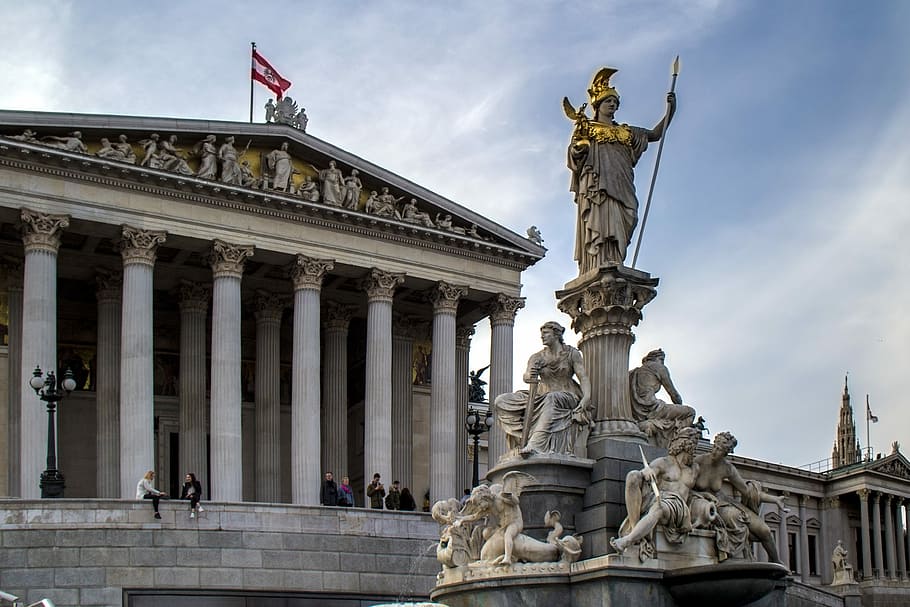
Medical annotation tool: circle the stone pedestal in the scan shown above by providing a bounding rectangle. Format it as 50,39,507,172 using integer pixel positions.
557,265,658,445
486,455,593,541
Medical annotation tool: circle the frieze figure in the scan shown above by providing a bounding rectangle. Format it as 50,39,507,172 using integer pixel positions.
629,349,697,447
42,131,87,153
139,134,161,168
8,129,39,143
114,135,137,164
565,67,676,269
366,187,402,219
494,321,593,457
402,198,435,228
342,169,362,209
159,135,194,175
267,142,293,191
218,136,242,184
297,175,320,202
96,138,131,163
238,160,259,189
318,160,345,206
194,135,218,180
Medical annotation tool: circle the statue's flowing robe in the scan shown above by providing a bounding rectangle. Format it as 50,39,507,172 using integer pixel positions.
568,123,649,269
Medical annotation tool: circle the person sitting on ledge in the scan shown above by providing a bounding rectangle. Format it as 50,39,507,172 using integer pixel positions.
180,472,204,519
136,470,167,519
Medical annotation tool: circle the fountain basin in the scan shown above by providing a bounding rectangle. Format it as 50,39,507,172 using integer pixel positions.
663,562,789,607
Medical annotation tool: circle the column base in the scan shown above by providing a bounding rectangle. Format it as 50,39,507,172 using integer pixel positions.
588,419,649,445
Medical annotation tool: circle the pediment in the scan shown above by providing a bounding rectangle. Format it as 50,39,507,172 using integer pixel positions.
0,110,544,269
867,453,910,481
765,511,781,525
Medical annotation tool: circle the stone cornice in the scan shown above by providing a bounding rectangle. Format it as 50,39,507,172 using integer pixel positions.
0,139,539,271
20,207,69,254
209,239,254,278
120,225,167,266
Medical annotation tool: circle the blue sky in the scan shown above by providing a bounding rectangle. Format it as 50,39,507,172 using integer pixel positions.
2,1,908,467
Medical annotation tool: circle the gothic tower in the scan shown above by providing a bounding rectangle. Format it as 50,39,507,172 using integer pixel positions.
832,376,860,468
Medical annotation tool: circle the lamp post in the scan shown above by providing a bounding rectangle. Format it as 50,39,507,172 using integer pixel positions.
29,366,76,498
465,406,494,488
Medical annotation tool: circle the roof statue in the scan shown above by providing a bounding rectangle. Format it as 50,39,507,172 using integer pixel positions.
268,96,307,131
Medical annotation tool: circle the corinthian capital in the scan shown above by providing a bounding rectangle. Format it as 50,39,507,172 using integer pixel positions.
362,268,405,302
209,239,254,278
429,281,468,314
290,254,334,291
325,301,357,332
487,294,526,325
254,290,287,322
120,225,167,266
177,280,211,313
20,208,70,254
456,324,476,349
95,269,123,303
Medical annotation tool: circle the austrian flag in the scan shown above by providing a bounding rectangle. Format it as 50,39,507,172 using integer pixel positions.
251,49,292,99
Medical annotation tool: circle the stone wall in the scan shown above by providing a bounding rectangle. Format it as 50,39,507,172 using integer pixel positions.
0,499,440,607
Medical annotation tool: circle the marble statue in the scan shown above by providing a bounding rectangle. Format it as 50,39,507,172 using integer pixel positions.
527,225,543,245
629,349,696,447
9,129,39,143
96,138,132,163
238,160,259,189
267,142,293,191
297,175,320,202
264,98,276,123
139,134,161,168
467,224,480,239
831,540,855,585
436,214,467,235
367,187,402,218
218,136,241,184
342,169,362,209
195,135,218,180
319,160,345,206
114,135,137,164
159,135,194,175
692,432,788,564
611,427,701,558
493,321,592,457
42,131,87,153
401,198,435,227
436,472,582,568
295,108,308,132
565,67,676,269
273,96,300,126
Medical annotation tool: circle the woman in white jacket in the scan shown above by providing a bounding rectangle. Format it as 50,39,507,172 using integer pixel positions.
136,470,167,519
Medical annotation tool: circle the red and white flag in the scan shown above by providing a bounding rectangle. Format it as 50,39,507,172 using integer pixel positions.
251,49,292,99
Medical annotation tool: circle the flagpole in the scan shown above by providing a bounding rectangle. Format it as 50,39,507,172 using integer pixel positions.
631,56,680,269
249,42,256,124
866,394,871,461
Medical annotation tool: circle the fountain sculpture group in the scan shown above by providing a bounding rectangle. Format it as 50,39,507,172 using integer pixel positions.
428,66,795,607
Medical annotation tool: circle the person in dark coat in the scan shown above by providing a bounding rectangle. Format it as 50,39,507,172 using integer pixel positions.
399,487,417,511
366,473,385,509
385,480,401,510
180,472,204,519
320,471,338,506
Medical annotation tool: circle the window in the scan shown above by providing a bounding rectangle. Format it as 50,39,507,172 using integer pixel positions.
807,534,818,576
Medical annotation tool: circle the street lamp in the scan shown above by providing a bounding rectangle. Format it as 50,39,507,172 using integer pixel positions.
29,366,76,498
465,406,494,488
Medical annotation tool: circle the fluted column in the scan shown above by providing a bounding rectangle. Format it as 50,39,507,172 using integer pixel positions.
884,494,896,578
487,294,524,466
323,302,354,481
391,313,416,488
872,492,884,577
290,255,333,505
798,494,810,581
455,325,473,492
178,281,210,493
897,498,907,580
95,270,122,498
209,239,253,501
819,496,840,584
254,291,284,502
362,269,404,492
778,493,790,571
859,489,873,578
118,226,166,498
429,281,467,502
19,210,68,499
3,259,23,496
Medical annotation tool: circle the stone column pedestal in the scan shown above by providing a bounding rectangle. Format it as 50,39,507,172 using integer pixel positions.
486,455,593,542
557,266,658,446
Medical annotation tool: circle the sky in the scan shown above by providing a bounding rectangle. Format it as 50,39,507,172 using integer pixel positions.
1,1,908,467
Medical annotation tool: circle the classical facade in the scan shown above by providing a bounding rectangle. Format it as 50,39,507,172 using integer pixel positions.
0,111,542,507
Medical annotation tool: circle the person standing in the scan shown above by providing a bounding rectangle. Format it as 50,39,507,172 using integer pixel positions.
320,471,339,506
399,487,417,511
338,475,355,507
180,472,204,519
136,470,167,519
385,480,401,510
366,473,385,509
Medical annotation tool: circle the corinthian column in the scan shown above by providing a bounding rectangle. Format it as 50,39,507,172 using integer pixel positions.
209,239,253,501
3,258,23,496
95,269,122,498
896,498,908,580
290,255,333,505
254,291,284,503
455,324,474,491
486,294,524,465
323,302,355,482
178,281,210,493
885,494,896,578
119,225,166,498
858,489,873,578
429,281,467,502
873,492,884,577
391,314,416,488
362,268,404,490
19,209,68,499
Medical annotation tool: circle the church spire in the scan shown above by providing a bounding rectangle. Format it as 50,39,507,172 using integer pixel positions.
832,374,860,467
